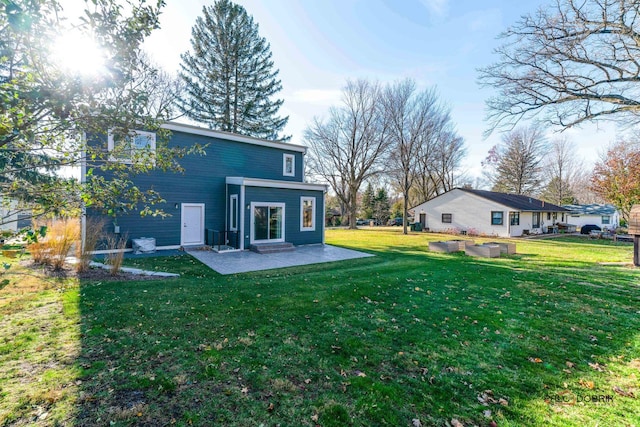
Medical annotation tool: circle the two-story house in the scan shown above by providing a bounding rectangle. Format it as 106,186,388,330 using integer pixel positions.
85,122,326,252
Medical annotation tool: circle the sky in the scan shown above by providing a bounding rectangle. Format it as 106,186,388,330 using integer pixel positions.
71,0,620,181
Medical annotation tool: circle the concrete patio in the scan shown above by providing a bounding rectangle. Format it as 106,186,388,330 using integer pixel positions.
185,244,374,275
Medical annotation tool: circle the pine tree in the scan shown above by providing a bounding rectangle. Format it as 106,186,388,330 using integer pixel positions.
373,188,391,224
179,0,289,140
361,183,375,219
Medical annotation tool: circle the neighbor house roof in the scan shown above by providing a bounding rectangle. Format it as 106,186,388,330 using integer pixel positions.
461,188,568,212
562,204,617,216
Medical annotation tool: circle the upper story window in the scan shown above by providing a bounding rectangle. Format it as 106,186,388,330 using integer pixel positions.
491,211,504,225
108,130,156,164
283,153,295,177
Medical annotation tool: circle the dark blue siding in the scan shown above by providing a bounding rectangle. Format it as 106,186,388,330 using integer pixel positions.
90,129,315,247
243,187,324,248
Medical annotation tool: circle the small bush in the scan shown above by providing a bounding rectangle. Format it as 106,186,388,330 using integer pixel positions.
76,218,106,272
104,233,128,275
27,219,79,270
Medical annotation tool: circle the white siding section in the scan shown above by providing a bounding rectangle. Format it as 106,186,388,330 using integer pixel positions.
566,213,620,231
413,189,512,237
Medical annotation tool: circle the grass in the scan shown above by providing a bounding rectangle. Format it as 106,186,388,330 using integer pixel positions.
0,229,639,426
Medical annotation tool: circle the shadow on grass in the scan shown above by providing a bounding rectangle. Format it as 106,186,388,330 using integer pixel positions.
73,242,640,426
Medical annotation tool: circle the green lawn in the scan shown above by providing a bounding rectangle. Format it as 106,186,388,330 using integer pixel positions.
1,229,639,426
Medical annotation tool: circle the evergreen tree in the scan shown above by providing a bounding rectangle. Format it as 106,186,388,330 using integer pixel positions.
361,183,375,219
179,0,289,140
373,188,390,224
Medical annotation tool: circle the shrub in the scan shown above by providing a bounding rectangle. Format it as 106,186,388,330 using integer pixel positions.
104,233,128,275
27,219,79,270
76,217,106,272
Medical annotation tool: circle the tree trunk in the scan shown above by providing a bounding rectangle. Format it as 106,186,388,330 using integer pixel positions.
634,235,639,267
349,190,358,229
402,189,409,235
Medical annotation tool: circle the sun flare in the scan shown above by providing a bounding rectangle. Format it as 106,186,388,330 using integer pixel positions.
51,30,107,76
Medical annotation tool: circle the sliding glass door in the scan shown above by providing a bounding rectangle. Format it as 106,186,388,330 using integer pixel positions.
251,203,285,243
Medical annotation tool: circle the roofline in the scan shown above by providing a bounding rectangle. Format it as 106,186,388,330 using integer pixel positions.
226,177,327,192
162,121,308,154
412,188,568,212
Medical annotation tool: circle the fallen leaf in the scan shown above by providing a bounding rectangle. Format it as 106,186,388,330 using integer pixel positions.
311,414,319,422
412,418,422,427
483,409,492,418
565,361,575,368
477,390,497,406
451,418,464,427
578,379,595,389
613,386,635,398
529,357,543,363
304,378,311,384
498,398,509,406
267,402,274,412
241,387,248,394
355,370,367,377
588,362,605,372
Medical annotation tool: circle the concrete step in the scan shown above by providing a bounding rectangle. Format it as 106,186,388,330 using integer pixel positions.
250,242,295,254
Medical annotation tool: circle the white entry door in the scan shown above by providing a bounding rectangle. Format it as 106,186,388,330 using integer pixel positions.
181,203,205,246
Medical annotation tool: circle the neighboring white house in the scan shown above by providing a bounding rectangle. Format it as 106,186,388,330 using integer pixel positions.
0,199,31,232
562,204,620,231
412,188,569,238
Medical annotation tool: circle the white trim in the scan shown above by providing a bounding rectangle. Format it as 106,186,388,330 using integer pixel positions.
229,194,238,231
162,122,307,154
250,202,285,244
300,196,316,231
180,203,205,246
226,176,327,192
240,186,246,250
283,153,295,177
107,129,156,164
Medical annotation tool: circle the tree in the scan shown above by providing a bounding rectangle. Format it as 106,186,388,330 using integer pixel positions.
305,79,390,229
361,183,375,219
479,0,640,133
373,187,391,225
414,126,465,203
179,0,288,140
383,79,451,234
540,138,581,205
591,137,640,222
0,0,197,228
483,127,546,195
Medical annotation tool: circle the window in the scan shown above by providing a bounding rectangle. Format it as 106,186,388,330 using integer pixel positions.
532,212,541,228
602,215,611,225
108,130,156,164
547,212,551,220
510,212,520,226
229,194,238,231
301,197,315,231
491,211,504,225
441,213,452,223
283,154,295,176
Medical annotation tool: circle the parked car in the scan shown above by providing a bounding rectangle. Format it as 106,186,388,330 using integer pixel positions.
355,218,367,226
388,217,404,226
580,224,601,235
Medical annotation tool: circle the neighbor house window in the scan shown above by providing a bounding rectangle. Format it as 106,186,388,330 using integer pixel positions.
108,130,156,164
229,194,238,231
602,215,611,225
283,154,295,177
441,213,452,223
510,212,520,226
300,197,315,231
532,212,541,228
547,212,551,220
491,211,504,225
